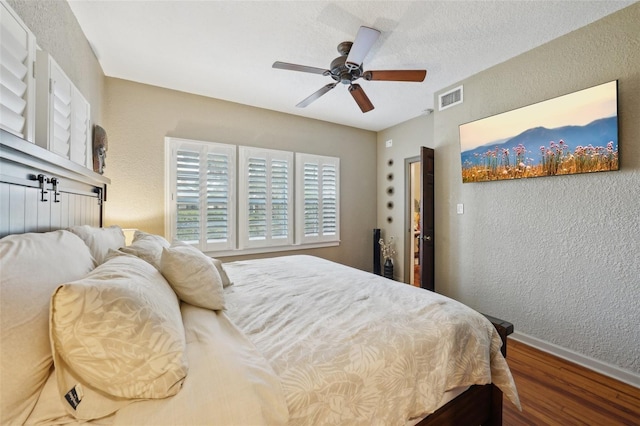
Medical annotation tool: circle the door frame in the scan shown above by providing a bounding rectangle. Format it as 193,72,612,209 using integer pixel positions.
404,155,420,284
404,147,435,291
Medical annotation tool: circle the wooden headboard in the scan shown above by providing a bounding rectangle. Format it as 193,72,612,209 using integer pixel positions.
0,129,110,237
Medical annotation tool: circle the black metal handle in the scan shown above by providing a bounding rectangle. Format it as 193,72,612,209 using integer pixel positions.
49,177,60,203
37,174,48,202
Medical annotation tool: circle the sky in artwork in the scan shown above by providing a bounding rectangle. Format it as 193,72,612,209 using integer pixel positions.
459,81,617,152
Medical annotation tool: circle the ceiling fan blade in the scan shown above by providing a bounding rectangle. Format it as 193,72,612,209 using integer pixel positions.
273,61,329,76
363,70,427,82
345,26,380,70
348,84,374,113
296,83,338,108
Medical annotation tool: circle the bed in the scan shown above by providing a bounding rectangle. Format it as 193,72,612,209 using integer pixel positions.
1,129,520,425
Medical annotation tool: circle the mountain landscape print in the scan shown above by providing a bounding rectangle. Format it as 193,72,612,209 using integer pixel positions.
459,81,618,183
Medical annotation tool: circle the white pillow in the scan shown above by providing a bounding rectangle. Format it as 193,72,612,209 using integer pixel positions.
118,230,170,270
50,254,188,420
67,225,125,265
160,243,226,311
0,231,94,425
212,257,233,288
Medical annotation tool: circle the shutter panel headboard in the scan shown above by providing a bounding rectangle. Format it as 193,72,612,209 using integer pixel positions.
0,129,109,237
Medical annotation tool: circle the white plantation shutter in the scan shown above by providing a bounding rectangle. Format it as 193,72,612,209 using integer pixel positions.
302,162,319,237
165,138,340,254
321,162,338,236
296,153,340,244
239,146,293,248
205,151,233,244
271,158,290,238
0,2,35,141
176,149,200,243
247,156,267,239
167,138,235,252
49,61,72,157
36,51,91,164
70,88,91,167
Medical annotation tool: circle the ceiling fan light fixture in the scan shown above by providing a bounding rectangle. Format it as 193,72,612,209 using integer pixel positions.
345,26,380,70
340,72,352,84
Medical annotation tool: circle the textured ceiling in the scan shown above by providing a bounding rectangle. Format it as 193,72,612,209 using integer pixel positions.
67,1,635,132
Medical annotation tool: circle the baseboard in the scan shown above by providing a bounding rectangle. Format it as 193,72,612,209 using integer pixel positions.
510,331,640,389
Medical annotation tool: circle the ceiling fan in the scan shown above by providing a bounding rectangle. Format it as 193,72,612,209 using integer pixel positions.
273,26,427,113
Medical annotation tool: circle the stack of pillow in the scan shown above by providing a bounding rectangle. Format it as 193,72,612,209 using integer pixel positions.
0,225,233,423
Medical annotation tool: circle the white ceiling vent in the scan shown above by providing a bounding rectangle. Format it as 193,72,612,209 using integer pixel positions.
438,85,463,111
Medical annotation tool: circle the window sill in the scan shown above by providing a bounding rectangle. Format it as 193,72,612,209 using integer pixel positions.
205,241,340,258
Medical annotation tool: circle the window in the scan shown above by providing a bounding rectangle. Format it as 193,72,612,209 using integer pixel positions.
166,137,235,252
296,153,340,244
239,146,293,248
166,137,339,254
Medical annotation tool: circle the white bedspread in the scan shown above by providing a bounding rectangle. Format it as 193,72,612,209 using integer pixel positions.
224,255,520,425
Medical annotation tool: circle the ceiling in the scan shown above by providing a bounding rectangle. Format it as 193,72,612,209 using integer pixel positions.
67,1,635,132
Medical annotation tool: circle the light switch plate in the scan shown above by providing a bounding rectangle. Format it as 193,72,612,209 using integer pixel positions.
457,203,464,214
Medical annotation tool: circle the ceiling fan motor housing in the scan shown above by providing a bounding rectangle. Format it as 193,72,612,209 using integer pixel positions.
331,42,363,85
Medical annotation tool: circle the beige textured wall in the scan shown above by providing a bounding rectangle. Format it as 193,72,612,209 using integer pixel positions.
379,4,640,376
103,78,377,270
8,0,105,126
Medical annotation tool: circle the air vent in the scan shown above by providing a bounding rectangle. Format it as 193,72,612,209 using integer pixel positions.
438,85,463,111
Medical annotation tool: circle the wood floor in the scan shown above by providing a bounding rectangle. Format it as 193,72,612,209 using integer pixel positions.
503,338,640,425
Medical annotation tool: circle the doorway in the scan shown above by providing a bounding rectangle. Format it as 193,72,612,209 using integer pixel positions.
404,147,434,291
405,158,421,286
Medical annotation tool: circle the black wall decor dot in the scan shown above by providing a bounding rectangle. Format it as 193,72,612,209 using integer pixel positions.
385,158,394,223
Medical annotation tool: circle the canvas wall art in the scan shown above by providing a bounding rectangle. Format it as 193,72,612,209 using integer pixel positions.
459,80,618,183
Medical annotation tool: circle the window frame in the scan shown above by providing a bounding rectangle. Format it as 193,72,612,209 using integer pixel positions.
165,137,340,256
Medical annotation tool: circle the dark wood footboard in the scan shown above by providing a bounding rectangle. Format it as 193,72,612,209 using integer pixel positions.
416,314,513,426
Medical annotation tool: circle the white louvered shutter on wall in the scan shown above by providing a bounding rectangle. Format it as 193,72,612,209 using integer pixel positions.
296,153,340,244
321,162,338,237
0,2,36,141
70,88,91,167
49,61,72,158
35,51,91,167
239,146,293,248
168,138,235,252
302,162,319,237
205,150,233,246
175,148,201,243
